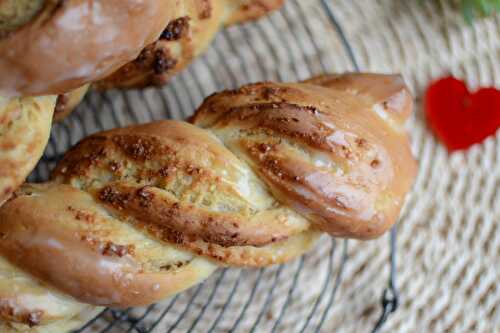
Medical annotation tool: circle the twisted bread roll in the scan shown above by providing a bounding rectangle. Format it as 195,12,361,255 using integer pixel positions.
0,74,417,332
96,0,285,89
0,0,182,96
0,0,284,96
0,0,284,220
0,95,55,206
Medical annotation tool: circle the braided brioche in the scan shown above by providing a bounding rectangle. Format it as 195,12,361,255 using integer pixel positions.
0,0,284,229
0,0,284,96
0,74,417,332
0,0,183,96
96,0,285,89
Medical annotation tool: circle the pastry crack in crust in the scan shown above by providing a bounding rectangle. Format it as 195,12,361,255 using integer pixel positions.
0,73,417,332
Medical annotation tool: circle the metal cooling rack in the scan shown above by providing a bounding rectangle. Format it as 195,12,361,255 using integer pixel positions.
33,1,399,332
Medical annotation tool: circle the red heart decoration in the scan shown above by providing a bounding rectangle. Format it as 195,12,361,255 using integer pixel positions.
425,76,500,152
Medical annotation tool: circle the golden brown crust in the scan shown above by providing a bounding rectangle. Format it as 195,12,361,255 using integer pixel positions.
0,74,417,330
97,0,285,90
96,0,223,90
0,1,184,96
192,73,418,239
0,184,216,308
173,230,321,267
304,73,413,129
0,95,55,205
52,121,309,248
96,183,299,247
0,0,285,95
52,120,312,263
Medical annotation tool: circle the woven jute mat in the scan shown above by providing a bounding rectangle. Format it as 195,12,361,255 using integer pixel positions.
70,1,498,332
327,1,499,332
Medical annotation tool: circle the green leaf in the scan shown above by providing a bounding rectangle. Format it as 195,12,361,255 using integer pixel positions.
428,0,500,21
461,0,499,19
461,0,476,22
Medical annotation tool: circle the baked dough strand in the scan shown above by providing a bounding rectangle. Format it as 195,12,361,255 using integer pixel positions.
0,73,417,332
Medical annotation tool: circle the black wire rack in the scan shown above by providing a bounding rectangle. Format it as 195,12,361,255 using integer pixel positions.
33,1,399,332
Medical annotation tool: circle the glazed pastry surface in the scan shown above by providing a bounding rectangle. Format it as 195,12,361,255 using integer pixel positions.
96,0,285,89
0,73,417,332
0,0,285,96
0,0,183,96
